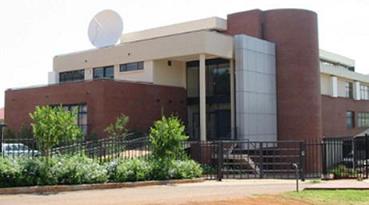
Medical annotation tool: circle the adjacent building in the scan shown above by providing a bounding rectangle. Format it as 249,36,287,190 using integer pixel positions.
4,9,369,142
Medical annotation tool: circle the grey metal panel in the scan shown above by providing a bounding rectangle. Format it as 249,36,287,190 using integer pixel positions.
234,35,277,142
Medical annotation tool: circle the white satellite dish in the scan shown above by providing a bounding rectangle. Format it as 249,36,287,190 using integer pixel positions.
88,9,123,48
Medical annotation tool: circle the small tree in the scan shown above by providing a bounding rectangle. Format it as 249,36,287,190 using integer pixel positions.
30,106,83,157
105,114,129,138
149,116,188,161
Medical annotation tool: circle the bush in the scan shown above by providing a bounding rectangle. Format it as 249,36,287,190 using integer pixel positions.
30,106,83,157
169,160,203,179
19,157,58,186
109,158,151,182
0,158,21,187
149,116,188,161
53,155,108,184
108,158,203,182
0,156,108,187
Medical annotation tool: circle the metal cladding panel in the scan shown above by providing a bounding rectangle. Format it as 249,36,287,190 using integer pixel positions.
234,35,277,142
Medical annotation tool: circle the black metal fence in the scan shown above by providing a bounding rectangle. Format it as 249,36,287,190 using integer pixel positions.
1,135,369,180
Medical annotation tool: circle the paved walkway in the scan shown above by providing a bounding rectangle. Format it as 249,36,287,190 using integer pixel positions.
305,179,369,190
1,179,369,205
0,180,307,205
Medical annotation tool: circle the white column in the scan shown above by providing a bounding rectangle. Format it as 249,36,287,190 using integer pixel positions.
230,59,235,139
354,81,361,100
331,76,338,97
199,54,206,141
48,72,58,84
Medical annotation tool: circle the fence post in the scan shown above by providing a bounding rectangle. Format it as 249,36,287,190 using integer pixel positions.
365,134,369,178
217,141,223,181
299,141,305,181
321,139,327,176
0,123,6,154
259,142,264,179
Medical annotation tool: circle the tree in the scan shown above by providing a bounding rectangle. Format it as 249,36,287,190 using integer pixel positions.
149,116,188,161
105,114,129,138
30,106,83,157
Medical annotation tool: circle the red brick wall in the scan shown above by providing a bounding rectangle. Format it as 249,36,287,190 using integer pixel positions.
227,9,322,141
225,9,263,38
321,95,369,137
5,80,187,138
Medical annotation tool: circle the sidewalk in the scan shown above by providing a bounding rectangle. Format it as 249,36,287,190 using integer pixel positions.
305,179,369,190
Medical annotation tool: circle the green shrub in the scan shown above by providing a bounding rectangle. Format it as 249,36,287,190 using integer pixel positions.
169,160,203,179
0,157,22,187
0,156,107,187
329,164,357,178
149,159,172,180
105,114,129,138
111,158,151,182
108,158,203,182
30,106,83,157
19,157,58,186
53,155,108,184
149,116,188,161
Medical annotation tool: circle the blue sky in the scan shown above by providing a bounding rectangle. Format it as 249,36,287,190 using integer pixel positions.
0,0,368,107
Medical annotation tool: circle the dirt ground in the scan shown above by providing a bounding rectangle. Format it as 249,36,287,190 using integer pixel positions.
0,180,308,205
185,195,309,205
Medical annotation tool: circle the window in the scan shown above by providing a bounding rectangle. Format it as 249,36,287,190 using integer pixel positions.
345,82,354,99
361,85,369,100
52,104,88,135
59,70,84,83
93,66,114,79
346,111,355,129
120,62,144,72
357,112,369,128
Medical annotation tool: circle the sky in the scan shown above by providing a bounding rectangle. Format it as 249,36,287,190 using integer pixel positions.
0,0,368,108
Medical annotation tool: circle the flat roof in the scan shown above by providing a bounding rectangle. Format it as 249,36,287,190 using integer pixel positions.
319,49,355,67
120,17,227,43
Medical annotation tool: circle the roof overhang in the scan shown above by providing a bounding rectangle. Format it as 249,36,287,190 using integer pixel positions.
120,17,227,43
54,31,233,72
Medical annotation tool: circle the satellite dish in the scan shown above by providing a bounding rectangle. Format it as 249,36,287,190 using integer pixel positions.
88,9,123,48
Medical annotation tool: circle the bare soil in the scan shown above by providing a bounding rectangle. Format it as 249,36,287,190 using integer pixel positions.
184,195,310,205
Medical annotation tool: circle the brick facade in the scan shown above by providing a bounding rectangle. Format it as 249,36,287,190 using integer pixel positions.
321,95,369,137
5,80,187,138
226,9,322,141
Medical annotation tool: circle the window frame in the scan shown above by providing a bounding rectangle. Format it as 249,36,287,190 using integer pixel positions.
345,82,354,99
119,61,144,72
59,69,85,83
346,111,355,129
93,66,114,79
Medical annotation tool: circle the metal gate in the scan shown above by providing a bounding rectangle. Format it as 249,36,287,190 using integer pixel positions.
194,140,305,180
321,135,369,179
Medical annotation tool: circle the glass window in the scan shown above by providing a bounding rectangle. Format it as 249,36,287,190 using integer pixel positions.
93,66,114,79
345,82,354,99
59,69,85,83
120,62,144,72
52,104,88,136
358,112,369,128
346,111,354,129
361,85,369,100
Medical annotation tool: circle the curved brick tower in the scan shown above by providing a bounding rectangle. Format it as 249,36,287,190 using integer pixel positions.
227,9,322,141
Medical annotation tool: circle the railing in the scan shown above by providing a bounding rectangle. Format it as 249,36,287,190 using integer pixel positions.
1,135,369,180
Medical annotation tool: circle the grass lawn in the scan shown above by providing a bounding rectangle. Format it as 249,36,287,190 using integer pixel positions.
285,190,369,205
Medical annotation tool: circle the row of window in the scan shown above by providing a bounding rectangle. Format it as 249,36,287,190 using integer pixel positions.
346,111,369,129
343,82,369,100
59,61,144,83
